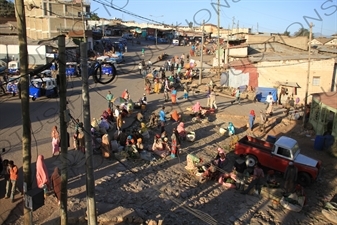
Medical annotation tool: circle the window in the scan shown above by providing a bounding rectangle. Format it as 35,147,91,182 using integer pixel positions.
312,76,320,86
277,147,291,158
43,3,47,16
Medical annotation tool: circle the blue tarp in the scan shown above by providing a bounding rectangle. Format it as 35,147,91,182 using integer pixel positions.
255,87,278,103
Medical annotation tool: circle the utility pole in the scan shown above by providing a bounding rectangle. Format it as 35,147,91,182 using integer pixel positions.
217,0,221,77
80,42,97,225
58,35,68,225
303,22,314,126
15,0,32,223
102,20,105,37
225,26,230,67
199,20,204,85
81,0,86,42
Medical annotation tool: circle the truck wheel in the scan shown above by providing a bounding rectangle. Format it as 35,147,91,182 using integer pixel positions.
298,172,311,187
246,155,258,168
32,97,36,101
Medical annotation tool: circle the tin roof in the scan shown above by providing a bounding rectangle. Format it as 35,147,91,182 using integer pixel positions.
312,92,337,110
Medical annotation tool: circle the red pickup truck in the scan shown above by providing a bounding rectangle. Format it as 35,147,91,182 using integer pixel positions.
234,135,322,186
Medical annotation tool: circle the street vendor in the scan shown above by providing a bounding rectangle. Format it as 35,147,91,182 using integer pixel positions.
201,148,226,181
152,134,170,158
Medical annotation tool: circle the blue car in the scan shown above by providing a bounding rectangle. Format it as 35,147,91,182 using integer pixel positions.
29,77,57,101
65,62,78,77
8,61,19,74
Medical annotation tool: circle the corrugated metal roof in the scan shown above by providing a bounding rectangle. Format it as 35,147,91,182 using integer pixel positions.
0,35,38,45
312,92,337,110
248,52,334,62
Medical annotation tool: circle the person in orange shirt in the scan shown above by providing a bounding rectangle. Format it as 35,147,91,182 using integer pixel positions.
5,160,18,202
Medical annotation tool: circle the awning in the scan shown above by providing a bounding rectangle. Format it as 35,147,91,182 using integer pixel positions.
276,81,301,88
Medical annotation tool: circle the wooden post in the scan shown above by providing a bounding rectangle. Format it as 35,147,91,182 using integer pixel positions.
15,0,32,223
58,35,69,225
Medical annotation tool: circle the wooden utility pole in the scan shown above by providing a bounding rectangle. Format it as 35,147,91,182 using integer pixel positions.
225,26,230,67
58,35,68,225
199,20,204,85
81,0,86,42
217,0,221,77
80,42,97,225
303,22,314,126
15,0,31,223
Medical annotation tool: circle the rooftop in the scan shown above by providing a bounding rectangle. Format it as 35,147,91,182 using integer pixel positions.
248,52,335,62
0,35,38,45
312,92,337,110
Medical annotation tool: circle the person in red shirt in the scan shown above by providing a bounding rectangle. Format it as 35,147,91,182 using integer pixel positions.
5,160,18,202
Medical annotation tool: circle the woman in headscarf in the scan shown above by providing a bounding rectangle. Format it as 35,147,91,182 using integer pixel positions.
249,110,255,131
145,78,152,95
50,167,61,206
227,122,235,136
192,102,202,117
116,114,123,131
36,155,50,197
152,134,169,158
177,122,187,140
140,122,150,139
136,138,144,152
170,127,181,158
153,78,159,94
171,87,177,104
51,126,60,156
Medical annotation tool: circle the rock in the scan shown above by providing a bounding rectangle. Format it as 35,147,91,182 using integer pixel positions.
147,219,158,225
229,216,236,222
180,192,188,199
95,186,104,192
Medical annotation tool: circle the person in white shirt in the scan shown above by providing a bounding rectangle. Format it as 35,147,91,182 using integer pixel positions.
265,92,274,115
114,106,120,120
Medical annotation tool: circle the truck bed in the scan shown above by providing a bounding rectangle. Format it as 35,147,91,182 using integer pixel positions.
236,136,274,153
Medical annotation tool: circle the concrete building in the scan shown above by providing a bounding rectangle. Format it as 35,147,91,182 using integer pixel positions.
25,0,90,40
254,55,336,104
246,34,308,50
221,39,337,105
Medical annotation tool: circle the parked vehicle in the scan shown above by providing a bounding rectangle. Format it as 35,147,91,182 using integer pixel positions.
0,60,7,74
65,62,78,77
234,135,322,186
122,33,133,40
29,77,58,101
172,39,179,46
6,75,20,95
97,56,110,63
157,38,168,44
8,61,19,74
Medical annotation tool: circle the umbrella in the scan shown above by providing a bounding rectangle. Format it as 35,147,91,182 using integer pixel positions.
112,97,126,106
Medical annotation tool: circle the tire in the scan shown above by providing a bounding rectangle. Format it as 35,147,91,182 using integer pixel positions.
246,155,258,168
32,97,36,101
298,172,311,187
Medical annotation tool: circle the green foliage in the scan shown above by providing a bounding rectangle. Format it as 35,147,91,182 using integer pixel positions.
0,0,15,17
294,28,314,39
283,31,291,37
89,12,100,21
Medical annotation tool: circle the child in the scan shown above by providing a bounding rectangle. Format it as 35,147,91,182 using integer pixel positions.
183,88,189,99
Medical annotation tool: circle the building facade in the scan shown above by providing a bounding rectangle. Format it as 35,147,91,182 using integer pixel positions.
25,0,89,40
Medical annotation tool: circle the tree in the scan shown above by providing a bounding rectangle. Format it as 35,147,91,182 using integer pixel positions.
89,12,100,21
0,0,15,17
294,28,314,39
283,31,290,37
